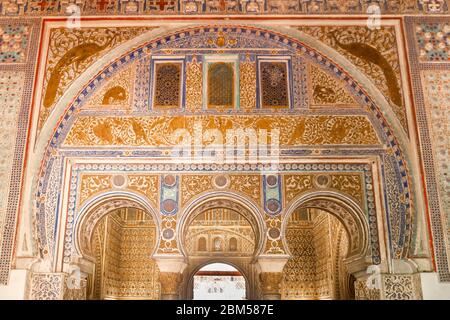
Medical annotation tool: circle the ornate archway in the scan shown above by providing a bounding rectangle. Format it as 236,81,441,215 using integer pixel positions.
281,191,371,300
178,192,265,299
178,192,266,258
72,191,161,300
29,24,417,267
18,20,431,301
74,191,161,261
282,191,371,263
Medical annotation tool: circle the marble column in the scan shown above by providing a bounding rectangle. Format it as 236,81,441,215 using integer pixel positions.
256,254,290,300
154,254,187,300
159,272,183,300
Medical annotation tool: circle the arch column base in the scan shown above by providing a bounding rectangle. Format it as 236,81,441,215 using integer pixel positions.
354,273,423,300
28,271,87,300
351,259,423,300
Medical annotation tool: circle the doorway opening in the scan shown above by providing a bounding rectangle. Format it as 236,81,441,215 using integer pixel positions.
89,207,159,300
282,207,354,300
181,198,262,300
193,263,246,300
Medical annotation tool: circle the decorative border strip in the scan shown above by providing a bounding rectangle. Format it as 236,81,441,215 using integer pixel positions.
404,16,450,281
0,0,448,16
0,18,40,285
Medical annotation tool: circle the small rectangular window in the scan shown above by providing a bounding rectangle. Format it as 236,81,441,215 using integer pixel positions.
152,61,183,109
258,59,290,109
203,55,239,110
208,62,235,108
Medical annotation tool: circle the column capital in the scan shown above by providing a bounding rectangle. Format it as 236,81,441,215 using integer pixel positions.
68,256,95,275
153,254,187,274
256,254,290,273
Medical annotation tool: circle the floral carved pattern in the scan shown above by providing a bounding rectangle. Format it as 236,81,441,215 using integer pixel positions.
239,57,257,110
185,56,203,111
127,175,159,207
39,26,155,131
64,115,380,147
383,274,422,300
309,64,357,106
30,273,64,300
79,175,112,205
299,26,408,133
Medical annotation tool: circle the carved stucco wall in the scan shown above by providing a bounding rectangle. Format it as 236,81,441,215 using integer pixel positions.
91,208,160,300
0,14,447,296
282,209,349,300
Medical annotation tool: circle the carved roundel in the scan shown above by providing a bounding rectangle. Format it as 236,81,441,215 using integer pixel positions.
266,175,278,188
162,228,175,240
267,227,281,240
314,174,331,188
112,174,127,188
266,199,281,215
163,174,177,188
213,175,229,188
162,199,177,215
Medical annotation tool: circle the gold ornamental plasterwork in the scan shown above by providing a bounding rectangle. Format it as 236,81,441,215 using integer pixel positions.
63,115,380,147
157,216,179,254
239,57,257,110
284,175,314,203
284,173,364,206
126,175,159,207
265,216,285,254
180,175,212,206
83,63,136,109
309,64,357,106
180,174,261,207
330,174,363,204
229,175,261,202
79,175,112,205
185,56,203,111
78,174,159,207
39,26,156,132
298,25,408,132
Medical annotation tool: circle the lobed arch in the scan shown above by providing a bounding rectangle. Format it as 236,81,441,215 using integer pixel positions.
281,191,371,263
28,22,419,260
177,191,266,259
73,191,161,261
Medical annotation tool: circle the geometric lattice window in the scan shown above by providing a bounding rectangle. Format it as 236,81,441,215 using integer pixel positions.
207,62,235,108
153,62,182,109
259,60,289,108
